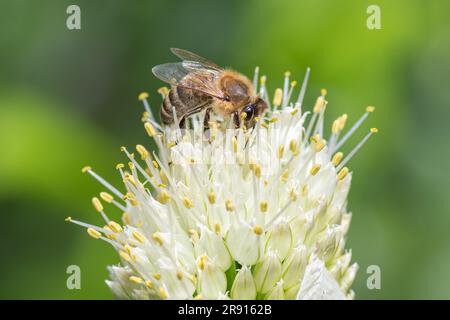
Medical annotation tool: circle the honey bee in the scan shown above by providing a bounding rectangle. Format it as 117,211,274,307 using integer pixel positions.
152,48,268,128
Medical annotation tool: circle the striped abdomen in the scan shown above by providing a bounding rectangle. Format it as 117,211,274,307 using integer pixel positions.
160,86,212,125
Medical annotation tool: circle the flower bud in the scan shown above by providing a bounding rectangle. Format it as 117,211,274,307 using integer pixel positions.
198,227,232,271
160,266,195,299
282,244,308,289
265,280,284,300
284,283,300,300
296,256,345,300
265,220,292,260
315,225,342,262
253,250,282,294
230,266,257,300
197,256,227,299
226,224,260,266
340,262,358,292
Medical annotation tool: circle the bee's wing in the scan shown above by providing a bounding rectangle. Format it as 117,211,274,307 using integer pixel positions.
152,62,226,100
170,48,223,71
152,63,189,86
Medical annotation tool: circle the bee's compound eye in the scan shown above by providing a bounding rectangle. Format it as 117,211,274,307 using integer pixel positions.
242,104,257,119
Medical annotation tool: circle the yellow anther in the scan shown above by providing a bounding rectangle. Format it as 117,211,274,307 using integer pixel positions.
290,108,299,116
120,146,127,152
269,117,278,123
370,127,378,133
144,122,157,137
254,164,261,178
132,231,146,243
122,212,130,225
81,166,91,173
260,201,268,213
310,164,321,176
104,226,117,240
157,87,169,96
100,192,114,203
331,152,344,166
152,232,163,246
182,196,194,209
128,162,135,170
159,287,168,299
208,191,216,204
240,112,247,121
152,160,159,168
231,136,238,153
337,167,349,180
136,144,149,160
124,244,133,255
214,223,221,234
87,228,101,239
188,229,199,240
261,122,269,129
291,80,297,87
141,111,149,122
92,197,103,212
119,250,132,262
145,280,153,289
273,88,283,106
281,169,289,182
108,221,123,233
116,163,124,170
160,169,168,185
339,114,348,131
289,188,298,202
198,255,207,271
124,173,137,187
194,294,203,300
157,189,171,204
314,140,326,152
313,96,327,113
264,179,269,187
253,225,264,235
129,276,143,284
332,119,340,134
153,272,161,280
289,140,298,155
321,88,328,96
310,134,320,143
225,200,234,212
284,70,291,77
167,141,176,148
124,192,138,206
176,270,184,280
65,216,72,222
138,92,149,101
260,75,266,86
366,106,375,113
301,184,308,196
277,144,285,159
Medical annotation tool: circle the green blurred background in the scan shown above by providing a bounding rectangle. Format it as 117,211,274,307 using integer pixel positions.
0,0,449,299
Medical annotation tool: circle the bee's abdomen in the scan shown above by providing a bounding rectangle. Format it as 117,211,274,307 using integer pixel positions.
160,87,211,125
160,90,178,124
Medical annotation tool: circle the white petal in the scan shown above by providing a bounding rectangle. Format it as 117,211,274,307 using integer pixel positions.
296,256,346,300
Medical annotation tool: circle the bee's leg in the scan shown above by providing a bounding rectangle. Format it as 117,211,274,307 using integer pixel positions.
233,111,241,128
178,117,186,130
203,108,211,130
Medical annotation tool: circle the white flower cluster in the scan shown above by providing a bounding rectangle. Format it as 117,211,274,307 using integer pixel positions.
68,68,376,300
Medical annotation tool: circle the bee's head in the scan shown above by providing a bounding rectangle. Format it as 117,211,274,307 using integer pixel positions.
240,97,268,128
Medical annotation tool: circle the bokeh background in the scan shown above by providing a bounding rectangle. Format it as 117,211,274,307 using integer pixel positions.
1,0,449,299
